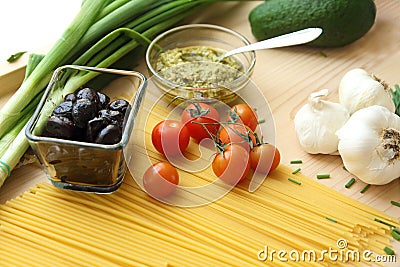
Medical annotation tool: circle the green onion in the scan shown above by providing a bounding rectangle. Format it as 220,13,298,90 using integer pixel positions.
345,178,355,188
291,168,301,175
390,200,400,207
392,229,400,241
0,0,233,186
383,247,395,255
342,165,348,171
316,173,330,179
360,184,371,194
0,0,106,139
290,160,303,164
0,161,10,178
319,51,327,57
288,178,301,185
326,217,337,223
23,54,45,81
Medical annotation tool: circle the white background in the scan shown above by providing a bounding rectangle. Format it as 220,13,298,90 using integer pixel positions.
0,0,81,62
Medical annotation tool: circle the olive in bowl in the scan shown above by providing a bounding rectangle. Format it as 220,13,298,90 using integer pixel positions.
44,87,130,144
25,65,147,193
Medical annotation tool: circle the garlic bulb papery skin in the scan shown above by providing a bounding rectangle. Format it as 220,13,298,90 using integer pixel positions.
339,68,395,115
337,105,400,185
294,89,350,155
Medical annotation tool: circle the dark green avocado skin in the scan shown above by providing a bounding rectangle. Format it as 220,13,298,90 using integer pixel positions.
249,0,377,47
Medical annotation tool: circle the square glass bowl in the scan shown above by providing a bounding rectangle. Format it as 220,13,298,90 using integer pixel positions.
25,65,146,193
145,24,256,103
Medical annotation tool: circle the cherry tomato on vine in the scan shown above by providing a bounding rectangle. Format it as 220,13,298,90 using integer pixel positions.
218,123,256,151
212,144,251,185
250,144,281,174
143,162,179,198
151,120,190,156
181,102,220,141
227,103,258,132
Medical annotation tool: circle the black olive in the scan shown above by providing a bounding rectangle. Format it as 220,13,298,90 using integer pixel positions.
98,109,124,126
108,99,131,115
64,93,76,102
72,98,98,128
45,116,76,139
76,88,100,105
94,124,122,144
46,88,128,143
97,92,110,110
52,101,73,119
86,117,107,142
72,127,86,142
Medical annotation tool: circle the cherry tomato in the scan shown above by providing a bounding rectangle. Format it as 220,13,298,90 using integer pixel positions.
212,144,251,185
250,144,281,174
151,120,190,156
227,104,258,132
181,102,220,141
143,162,179,198
218,123,256,151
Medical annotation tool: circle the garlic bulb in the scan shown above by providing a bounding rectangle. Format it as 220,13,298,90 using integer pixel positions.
339,68,395,115
294,89,350,154
337,105,400,185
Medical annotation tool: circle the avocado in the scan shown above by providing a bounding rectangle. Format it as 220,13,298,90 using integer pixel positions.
249,0,376,47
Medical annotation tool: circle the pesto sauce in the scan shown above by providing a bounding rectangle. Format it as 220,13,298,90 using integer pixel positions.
155,46,244,88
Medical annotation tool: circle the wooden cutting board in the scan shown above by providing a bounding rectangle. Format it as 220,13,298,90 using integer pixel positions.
0,1,399,259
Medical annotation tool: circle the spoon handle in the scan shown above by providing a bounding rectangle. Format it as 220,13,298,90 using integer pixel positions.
223,28,323,59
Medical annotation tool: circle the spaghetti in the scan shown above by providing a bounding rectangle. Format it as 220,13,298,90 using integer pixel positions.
0,88,398,267
0,165,398,266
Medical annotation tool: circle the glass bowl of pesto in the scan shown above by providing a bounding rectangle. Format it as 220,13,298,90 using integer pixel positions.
145,24,256,103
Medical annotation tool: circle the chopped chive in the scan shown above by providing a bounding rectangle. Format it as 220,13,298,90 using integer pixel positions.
390,200,400,207
7,51,26,63
257,119,266,124
326,217,337,223
290,160,303,164
383,247,395,255
345,178,356,189
288,178,301,185
391,229,400,240
317,173,330,179
342,165,348,171
319,51,327,57
393,228,400,235
291,168,301,175
360,184,371,194
374,218,397,228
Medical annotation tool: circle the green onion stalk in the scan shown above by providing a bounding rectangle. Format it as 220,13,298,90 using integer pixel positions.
0,0,247,186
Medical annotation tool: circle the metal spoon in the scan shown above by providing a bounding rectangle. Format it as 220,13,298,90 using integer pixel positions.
220,27,323,60
243,28,322,193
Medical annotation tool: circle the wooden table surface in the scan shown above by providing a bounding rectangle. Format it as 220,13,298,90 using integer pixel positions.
0,0,399,244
